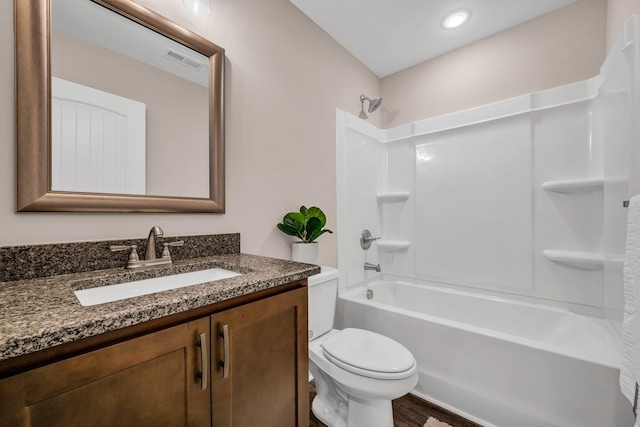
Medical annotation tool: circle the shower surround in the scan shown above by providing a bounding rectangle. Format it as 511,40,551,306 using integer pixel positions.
335,15,640,427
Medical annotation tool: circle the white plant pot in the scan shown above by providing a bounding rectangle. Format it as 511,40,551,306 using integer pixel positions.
291,242,319,264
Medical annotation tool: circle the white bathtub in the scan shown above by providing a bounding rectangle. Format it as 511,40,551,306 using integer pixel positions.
338,278,635,427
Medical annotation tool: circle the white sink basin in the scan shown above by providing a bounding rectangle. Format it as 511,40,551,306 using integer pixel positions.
74,268,242,306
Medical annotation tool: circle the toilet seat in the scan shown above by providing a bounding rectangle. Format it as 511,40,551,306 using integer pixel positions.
321,328,416,380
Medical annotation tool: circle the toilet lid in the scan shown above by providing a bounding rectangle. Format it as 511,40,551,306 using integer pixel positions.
321,328,416,380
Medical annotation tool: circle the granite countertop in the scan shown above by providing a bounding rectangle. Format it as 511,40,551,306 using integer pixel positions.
0,254,320,362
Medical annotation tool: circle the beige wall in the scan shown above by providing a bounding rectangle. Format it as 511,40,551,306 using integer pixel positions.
607,0,640,50
380,0,607,128
1,0,381,266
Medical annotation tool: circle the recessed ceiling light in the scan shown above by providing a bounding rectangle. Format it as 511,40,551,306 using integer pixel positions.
442,9,470,29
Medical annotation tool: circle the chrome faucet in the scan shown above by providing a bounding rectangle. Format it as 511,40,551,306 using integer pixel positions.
110,226,184,269
145,225,164,260
364,262,381,272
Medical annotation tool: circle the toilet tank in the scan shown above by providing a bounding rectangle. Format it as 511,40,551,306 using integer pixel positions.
307,266,339,341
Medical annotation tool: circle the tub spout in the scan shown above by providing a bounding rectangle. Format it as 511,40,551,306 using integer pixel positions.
364,262,381,272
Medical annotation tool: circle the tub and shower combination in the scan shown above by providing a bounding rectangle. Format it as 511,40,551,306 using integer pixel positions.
335,16,640,427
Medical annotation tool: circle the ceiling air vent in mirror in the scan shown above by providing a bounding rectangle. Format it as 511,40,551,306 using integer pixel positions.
163,48,205,70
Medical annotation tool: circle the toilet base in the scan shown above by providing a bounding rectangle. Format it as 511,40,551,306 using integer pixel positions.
347,396,394,427
312,395,347,427
312,394,394,427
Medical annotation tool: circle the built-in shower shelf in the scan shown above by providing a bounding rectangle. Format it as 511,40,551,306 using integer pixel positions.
377,240,410,252
542,250,604,270
541,178,604,194
377,192,410,202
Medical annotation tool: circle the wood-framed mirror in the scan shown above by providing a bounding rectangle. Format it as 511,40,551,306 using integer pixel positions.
15,0,225,212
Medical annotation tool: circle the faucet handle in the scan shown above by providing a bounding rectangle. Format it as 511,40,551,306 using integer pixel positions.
110,245,140,263
360,230,381,250
161,240,185,259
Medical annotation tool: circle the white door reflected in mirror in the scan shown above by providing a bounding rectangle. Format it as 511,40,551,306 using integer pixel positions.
51,77,147,195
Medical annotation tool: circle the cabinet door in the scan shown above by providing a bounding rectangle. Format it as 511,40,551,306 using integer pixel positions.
0,317,210,427
211,286,309,427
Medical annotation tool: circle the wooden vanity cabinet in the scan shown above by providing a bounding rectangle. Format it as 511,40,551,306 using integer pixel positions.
0,285,308,427
211,286,309,427
0,317,211,427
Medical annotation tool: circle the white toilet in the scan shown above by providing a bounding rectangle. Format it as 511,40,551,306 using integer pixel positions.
308,267,418,427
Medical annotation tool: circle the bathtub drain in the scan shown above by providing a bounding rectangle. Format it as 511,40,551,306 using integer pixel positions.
366,289,373,300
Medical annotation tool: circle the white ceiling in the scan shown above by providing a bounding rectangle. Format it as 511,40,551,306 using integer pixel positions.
290,0,578,78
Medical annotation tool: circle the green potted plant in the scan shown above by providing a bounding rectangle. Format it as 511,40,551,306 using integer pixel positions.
277,206,333,263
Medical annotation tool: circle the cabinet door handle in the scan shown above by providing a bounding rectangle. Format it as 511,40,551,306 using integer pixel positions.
197,332,208,390
219,324,230,378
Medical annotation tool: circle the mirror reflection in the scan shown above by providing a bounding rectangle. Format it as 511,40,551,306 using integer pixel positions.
50,0,210,198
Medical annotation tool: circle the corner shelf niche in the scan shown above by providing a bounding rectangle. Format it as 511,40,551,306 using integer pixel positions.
542,250,604,270
377,192,410,202
541,178,604,194
377,240,410,252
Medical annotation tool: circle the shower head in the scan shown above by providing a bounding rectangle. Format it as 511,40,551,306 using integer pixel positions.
360,94,383,113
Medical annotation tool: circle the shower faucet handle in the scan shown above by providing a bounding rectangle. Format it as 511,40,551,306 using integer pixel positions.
360,229,380,250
